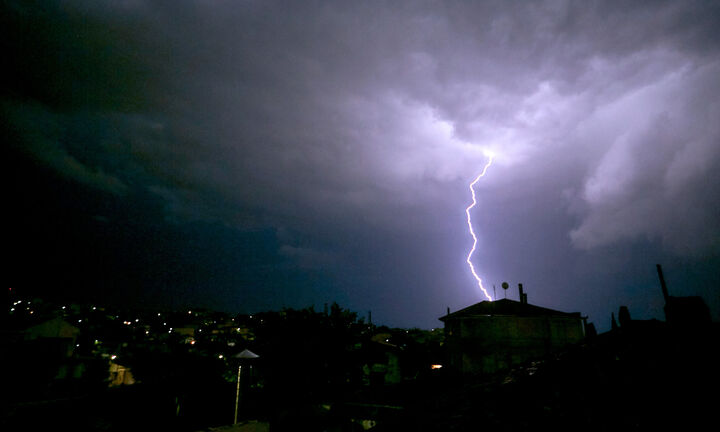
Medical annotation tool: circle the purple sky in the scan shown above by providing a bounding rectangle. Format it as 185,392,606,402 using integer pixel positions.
5,0,719,330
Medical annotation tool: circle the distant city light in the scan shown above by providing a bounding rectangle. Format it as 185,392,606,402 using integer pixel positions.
431,364,443,370
111,355,117,360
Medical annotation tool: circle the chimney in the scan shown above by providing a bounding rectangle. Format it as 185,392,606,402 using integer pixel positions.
518,283,526,304
618,306,631,328
447,306,450,316
656,264,669,301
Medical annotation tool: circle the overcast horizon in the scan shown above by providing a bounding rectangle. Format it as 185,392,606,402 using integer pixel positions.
5,0,719,331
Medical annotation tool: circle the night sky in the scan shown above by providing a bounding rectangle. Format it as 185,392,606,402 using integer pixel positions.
4,1,719,331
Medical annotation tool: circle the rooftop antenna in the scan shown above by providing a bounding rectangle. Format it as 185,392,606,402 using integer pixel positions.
493,284,496,300
501,282,509,299
520,284,528,304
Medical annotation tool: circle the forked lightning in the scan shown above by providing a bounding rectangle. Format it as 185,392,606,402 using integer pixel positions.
465,155,494,301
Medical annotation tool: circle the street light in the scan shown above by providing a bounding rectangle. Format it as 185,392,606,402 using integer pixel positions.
233,349,259,424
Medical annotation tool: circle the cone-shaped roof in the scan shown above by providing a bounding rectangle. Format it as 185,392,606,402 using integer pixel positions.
234,348,260,359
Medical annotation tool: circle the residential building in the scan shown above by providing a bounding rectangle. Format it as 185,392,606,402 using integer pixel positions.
440,288,586,375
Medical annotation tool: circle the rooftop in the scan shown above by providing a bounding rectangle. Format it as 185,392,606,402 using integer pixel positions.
439,299,583,321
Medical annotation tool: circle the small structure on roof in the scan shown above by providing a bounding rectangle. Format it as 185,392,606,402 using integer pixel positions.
656,264,712,327
440,285,586,375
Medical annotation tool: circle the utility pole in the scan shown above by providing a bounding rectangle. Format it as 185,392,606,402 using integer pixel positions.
656,264,670,301
233,349,259,424
234,365,242,424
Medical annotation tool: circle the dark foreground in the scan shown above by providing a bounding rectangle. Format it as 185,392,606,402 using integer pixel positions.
3,322,718,431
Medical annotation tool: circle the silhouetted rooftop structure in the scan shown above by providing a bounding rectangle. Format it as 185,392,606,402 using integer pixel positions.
656,264,712,327
440,298,583,321
440,288,586,375
665,295,712,327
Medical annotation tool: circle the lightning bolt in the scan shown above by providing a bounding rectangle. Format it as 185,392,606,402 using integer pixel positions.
465,155,494,301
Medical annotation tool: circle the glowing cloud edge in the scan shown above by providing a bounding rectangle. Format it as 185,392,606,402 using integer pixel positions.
465,155,494,301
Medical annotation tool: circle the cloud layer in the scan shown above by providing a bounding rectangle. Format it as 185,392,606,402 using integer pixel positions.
5,0,720,328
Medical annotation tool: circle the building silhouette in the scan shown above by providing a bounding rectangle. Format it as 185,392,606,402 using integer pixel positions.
440,285,586,375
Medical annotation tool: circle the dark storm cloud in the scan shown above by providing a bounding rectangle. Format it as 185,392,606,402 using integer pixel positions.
5,0,720,328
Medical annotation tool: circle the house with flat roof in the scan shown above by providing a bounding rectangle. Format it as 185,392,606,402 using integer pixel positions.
440,288,586,375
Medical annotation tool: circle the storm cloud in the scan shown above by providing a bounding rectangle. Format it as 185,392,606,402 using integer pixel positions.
5,0,720,329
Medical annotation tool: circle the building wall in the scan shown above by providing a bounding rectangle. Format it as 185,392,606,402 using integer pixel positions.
109,362,136,386
445,315,584,375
